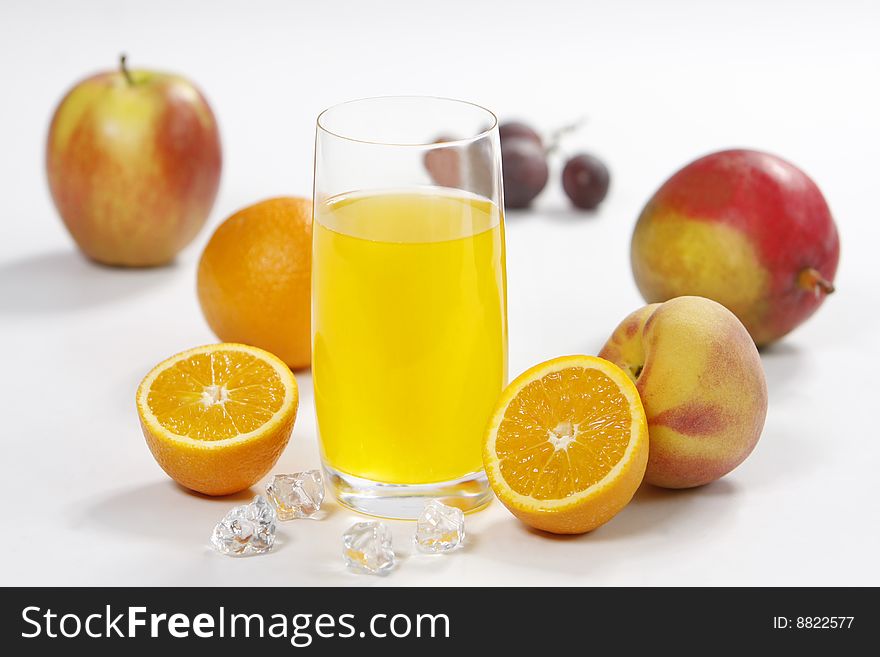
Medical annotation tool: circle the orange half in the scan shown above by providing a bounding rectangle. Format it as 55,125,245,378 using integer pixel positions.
136,343,298,495
483,355,648,534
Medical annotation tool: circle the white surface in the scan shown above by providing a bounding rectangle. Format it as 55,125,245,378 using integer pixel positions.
2,0,879,586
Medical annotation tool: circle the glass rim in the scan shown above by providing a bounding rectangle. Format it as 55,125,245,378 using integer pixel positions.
316,95,498,148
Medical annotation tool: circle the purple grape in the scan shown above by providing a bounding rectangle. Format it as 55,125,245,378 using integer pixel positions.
501,138,549,209
499,121,542,147
424,135,461,187
424,135,494,196
562,153,609,210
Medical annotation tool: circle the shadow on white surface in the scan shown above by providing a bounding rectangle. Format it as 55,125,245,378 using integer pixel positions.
748,340,825,486
501,208,536,222
591,480,739,541
80,479,343,542
0,249,178,314
737,424,821,490
759,340,808,394
504,205,605,224
535,206,603,222
480,480,739,575
79,480,258,543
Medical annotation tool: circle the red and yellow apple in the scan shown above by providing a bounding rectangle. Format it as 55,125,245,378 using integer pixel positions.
631,149,839,346
599,296,767,488
46,56,221,266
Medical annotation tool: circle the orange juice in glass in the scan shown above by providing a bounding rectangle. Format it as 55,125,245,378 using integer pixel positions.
313,97,507,518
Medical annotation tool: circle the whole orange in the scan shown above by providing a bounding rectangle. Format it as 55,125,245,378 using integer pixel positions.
197,197,312,369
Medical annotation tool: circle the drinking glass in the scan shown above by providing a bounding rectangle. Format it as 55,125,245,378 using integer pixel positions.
312,96,507,518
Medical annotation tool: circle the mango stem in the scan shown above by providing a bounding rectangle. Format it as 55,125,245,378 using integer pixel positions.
798,267,835,297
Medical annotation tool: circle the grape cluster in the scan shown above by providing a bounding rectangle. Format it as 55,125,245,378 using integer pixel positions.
499,120,609,211
424,120,610,213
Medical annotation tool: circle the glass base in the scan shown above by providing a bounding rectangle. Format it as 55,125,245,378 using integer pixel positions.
323,463,493,520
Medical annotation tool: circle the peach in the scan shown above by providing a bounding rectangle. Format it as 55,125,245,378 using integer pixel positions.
599,296,767,488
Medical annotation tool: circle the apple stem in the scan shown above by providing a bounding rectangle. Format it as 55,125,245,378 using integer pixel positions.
120,53,134,86
798,267,835,297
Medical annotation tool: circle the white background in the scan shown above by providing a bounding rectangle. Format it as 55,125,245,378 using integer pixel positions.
2,0,878,586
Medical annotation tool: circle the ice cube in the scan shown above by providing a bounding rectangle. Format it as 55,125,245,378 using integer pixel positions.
210,495,276,556
343,521,395,574
266,470,325,520
415,500,465,553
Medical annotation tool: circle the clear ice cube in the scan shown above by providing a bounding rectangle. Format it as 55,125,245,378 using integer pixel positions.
415,500,465,553
210,495,276,556
343,521,395,574
266,470,325,520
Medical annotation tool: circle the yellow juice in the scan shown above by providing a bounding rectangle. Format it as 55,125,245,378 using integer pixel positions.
313,190,507,484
